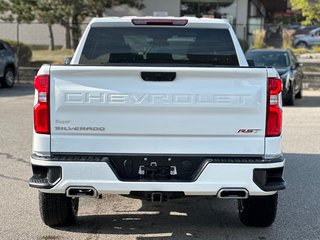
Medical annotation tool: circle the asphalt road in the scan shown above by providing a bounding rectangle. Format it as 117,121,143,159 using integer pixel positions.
1,84,320,240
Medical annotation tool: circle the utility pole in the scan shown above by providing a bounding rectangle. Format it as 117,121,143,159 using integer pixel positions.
16,20,20,83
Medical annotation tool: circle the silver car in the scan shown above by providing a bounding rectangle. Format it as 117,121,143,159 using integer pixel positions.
0,40,16,88
293,27,320,48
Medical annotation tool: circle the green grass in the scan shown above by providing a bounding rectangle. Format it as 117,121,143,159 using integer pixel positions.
312,46,320,53
291,47,320,55
292,48,309,55
32,49,74,65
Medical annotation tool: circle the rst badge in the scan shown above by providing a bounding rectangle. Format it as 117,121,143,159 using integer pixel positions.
237,129,261,134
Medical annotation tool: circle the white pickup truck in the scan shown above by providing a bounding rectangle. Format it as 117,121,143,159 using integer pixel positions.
30,17,285,228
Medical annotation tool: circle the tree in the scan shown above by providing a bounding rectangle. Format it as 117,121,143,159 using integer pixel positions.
67,0,145,50
290,0,320,25
55,1,73,49
34,0,65,51
68,0,89,50
0,0,59,50
0,0,76,50
0,0,36,66
0,0,36,23
87,0,145,17
0,0,145,51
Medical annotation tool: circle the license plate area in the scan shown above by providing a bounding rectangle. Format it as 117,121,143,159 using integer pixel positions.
108,156,208,182
143,165,171,180
139,163,178,180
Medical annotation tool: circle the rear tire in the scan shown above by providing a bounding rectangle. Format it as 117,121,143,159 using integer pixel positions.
39,192,79,227
283,83,294,106
1,67,15,88
295,41,308,49
296,81,303,99
238,193,278,227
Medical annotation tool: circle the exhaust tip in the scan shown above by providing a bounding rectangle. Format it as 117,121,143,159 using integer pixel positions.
66,187,98,198
217,188,249,199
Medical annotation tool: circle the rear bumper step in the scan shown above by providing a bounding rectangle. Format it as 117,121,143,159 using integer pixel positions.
253,167,286,191
29,165,61,189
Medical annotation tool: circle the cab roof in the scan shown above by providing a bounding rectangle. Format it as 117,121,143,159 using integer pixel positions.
89,16,231,29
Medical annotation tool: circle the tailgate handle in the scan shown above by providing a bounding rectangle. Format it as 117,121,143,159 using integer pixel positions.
141,72,176,81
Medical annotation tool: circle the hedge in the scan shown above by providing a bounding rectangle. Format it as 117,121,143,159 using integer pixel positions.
3,39,32,66
238,38,249,52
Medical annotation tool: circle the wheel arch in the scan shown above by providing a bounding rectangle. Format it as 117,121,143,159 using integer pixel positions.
295,40,309,48
5,62,16,76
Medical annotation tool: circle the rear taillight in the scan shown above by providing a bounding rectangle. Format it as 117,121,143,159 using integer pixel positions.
131,18,188,26
34,74,50,134
266,77,282,137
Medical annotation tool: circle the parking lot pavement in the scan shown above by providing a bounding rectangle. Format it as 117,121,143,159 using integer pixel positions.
1,84,320,240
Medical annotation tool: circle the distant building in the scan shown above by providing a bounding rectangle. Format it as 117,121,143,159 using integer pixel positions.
0,0,290,47
106,0,289,41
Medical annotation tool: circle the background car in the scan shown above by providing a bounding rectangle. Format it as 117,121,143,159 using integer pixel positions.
0,40,16,88
285,25,319,36
246,49,303,105
293,27,320,48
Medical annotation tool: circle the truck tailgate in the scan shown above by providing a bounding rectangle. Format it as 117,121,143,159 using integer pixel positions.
50,66,267,155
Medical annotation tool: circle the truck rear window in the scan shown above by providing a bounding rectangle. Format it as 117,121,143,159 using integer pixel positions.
79,27,239,67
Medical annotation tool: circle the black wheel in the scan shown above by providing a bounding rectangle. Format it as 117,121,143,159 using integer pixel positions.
1,67,15,88
295,41,308,49
283,83,294,106
238,193,278,227
296,81,303,99
39,192,79,227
